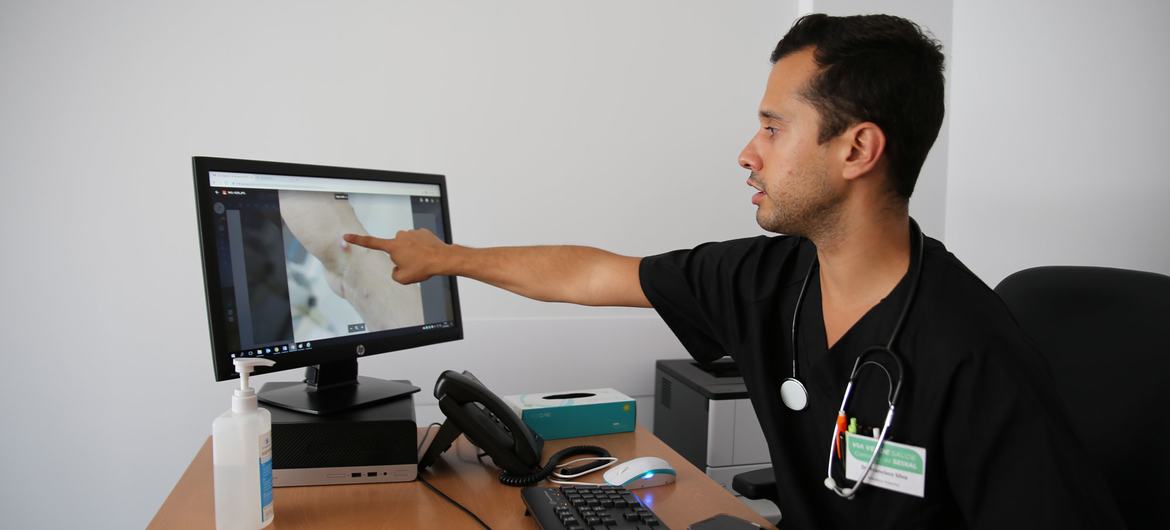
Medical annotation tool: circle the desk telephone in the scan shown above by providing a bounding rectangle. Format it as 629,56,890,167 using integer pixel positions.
418,370,610,486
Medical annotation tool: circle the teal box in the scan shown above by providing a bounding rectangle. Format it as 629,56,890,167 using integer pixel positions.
504,388,637,440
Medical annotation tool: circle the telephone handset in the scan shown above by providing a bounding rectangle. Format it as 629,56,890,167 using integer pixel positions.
418,370,610,486
418,370,544,475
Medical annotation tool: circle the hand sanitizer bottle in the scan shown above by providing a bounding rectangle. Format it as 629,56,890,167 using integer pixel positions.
213,358,276,529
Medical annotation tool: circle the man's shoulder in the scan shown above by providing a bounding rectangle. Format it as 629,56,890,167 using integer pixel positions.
697,234,807,281
917,237,1020,325
915,238,1032,353
645,234,803,270
693,233,801,255
640,234,807,308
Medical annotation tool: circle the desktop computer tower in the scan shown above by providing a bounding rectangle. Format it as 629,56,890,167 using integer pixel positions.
265,383,419,487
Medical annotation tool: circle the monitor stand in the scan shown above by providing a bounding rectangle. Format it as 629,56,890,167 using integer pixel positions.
258,359,420,415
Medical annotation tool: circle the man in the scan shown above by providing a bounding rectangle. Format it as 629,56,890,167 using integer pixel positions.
346,14,1124,530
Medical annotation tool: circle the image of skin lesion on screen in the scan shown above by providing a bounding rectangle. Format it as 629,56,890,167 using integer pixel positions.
278,190,424,342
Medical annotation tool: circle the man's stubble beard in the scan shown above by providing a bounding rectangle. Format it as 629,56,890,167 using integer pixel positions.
755,158,843,239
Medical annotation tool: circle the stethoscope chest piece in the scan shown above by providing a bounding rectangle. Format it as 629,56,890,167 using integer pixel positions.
780,377,809,411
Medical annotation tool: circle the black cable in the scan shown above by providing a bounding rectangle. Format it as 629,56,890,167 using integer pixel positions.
418,474,493,530
558,459,610,476
416,422,492,530
497,445,611,486
417,422,443,454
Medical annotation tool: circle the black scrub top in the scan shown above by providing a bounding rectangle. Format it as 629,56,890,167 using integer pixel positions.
639,233,1125,530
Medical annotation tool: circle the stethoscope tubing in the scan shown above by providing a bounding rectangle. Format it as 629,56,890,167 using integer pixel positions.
788,219,924,381
782,219,925,499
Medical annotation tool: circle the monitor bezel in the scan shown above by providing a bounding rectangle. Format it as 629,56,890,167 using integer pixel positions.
192,156,463,382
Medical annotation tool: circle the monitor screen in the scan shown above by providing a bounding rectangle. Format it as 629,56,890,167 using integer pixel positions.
193,157,462,383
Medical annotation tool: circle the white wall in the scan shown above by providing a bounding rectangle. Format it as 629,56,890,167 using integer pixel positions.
0,1,796,529
946,0,1170,285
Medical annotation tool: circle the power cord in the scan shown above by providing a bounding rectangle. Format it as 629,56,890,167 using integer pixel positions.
416,422,493,530
418,475,492,530
417,422,444,455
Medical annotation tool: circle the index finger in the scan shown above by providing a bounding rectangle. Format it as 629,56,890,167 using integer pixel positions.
343,233,393,252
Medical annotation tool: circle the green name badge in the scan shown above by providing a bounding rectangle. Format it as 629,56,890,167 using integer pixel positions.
843,432,927,498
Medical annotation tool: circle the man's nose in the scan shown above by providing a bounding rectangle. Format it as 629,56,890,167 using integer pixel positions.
738,143,758,171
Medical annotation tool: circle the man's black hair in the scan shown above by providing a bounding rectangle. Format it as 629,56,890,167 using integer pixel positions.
772,13,945,201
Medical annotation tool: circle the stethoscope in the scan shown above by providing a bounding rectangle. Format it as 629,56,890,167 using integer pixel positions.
779,220,924,499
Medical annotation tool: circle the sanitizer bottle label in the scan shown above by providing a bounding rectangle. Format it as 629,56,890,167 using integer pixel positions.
259,431,274,524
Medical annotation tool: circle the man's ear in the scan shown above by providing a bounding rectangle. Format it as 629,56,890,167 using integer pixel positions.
839,121,886,182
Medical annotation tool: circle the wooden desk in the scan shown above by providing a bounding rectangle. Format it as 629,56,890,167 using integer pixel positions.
149,425,776,529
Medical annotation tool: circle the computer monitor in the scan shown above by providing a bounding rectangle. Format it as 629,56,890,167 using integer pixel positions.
192,157,463,414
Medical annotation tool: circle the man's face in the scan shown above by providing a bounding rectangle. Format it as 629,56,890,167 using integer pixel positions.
739,48,842,236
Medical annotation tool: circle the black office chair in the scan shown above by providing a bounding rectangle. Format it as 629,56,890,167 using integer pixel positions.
733,265,1170,528
993,265,1170,530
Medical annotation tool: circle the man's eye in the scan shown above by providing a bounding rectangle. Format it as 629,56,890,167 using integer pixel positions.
763,126,778,137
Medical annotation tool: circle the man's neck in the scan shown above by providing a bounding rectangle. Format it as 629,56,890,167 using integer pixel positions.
810,210,911,348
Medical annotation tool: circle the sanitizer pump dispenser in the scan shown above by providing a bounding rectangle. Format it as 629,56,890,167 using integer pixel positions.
213,358,276,530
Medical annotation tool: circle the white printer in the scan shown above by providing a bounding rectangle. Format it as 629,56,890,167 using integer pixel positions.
653,358,781,523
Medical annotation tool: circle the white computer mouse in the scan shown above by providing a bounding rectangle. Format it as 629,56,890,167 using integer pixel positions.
603,456,677,489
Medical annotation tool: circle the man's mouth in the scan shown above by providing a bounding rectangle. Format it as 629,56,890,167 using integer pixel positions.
747,178,765,205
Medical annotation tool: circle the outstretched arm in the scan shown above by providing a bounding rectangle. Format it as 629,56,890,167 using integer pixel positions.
343,229,651,308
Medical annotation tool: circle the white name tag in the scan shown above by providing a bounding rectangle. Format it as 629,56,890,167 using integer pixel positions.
843,432,927,498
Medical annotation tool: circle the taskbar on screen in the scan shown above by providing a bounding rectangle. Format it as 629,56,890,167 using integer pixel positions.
227,320,455,360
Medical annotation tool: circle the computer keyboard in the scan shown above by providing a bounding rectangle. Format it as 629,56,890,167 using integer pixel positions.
522,484,670,529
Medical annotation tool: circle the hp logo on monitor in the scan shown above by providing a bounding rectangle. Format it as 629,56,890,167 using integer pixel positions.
356,344,366,356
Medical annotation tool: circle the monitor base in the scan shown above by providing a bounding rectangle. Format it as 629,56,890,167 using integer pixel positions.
259,376,420,415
